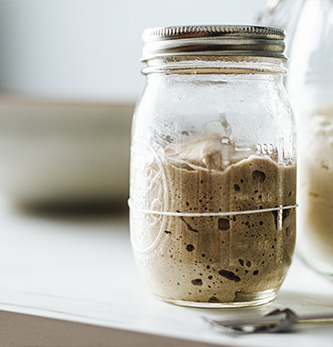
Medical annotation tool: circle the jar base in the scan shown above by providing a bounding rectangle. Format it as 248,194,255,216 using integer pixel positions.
153,288,277,308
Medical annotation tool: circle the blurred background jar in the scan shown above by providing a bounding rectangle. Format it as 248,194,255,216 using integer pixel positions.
258,0,333,277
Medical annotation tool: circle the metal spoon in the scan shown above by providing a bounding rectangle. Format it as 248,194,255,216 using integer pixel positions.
203,308,333,334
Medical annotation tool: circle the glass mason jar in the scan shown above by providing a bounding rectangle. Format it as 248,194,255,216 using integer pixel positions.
286,0,333,277
129,25,297,308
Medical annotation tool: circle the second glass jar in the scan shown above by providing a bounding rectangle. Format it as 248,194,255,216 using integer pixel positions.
130,25,297,308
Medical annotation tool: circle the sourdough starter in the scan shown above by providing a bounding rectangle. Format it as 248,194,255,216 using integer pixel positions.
132,135,296,304
298,107,333,271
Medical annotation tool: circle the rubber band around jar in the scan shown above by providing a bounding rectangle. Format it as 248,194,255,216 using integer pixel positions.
127,199,298,217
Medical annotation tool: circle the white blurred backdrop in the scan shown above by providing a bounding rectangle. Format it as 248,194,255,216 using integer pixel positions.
0,0,268,208
0,0,267,102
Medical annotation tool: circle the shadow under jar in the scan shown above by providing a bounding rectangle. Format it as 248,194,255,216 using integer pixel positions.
129,25,297,308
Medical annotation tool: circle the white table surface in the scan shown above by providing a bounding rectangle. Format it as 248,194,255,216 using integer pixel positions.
0,197,333,347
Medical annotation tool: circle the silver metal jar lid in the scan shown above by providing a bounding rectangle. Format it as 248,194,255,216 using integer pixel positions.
141,25,286,61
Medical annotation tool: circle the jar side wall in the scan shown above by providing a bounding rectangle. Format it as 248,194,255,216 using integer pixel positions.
129,68,296,306
132,73,295,166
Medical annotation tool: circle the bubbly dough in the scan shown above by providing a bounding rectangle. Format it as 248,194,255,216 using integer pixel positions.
132,134,296,304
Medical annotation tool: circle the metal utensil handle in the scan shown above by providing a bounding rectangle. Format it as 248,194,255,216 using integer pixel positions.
297,314,333,324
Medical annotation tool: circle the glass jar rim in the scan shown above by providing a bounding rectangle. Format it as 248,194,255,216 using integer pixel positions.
142,56,288,75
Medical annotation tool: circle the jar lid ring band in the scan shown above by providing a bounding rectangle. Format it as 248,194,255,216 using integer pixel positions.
142,25,287,61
